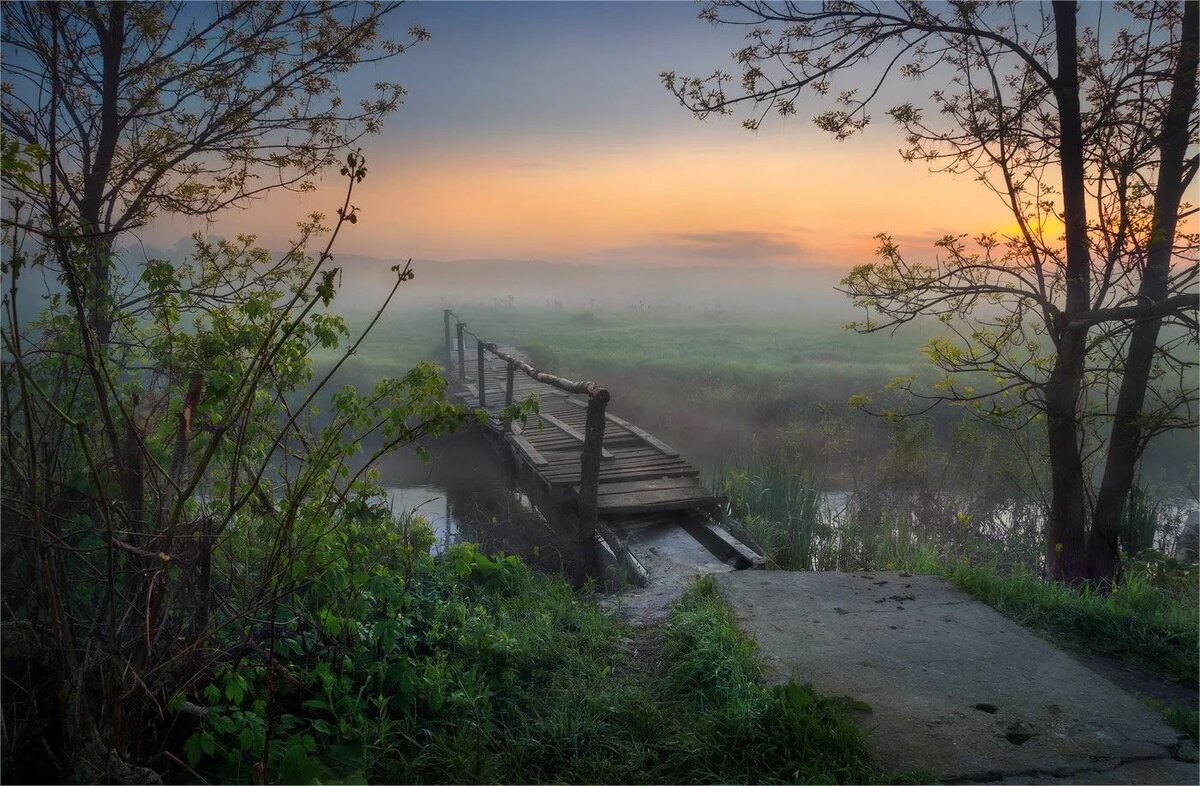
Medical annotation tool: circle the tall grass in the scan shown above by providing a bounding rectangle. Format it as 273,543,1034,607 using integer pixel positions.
717,452,824,570
1120,484,1161,556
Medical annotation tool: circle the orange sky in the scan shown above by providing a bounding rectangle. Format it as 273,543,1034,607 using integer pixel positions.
129,2,1200,272
149,133,1013,268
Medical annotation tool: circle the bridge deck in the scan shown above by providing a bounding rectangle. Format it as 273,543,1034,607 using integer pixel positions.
452,345,724,517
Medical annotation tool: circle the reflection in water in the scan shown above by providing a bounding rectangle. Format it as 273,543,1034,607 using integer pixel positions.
378,432,588,576
383,485,454,555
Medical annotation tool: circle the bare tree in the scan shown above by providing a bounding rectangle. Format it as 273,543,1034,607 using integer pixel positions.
663,1,1198,584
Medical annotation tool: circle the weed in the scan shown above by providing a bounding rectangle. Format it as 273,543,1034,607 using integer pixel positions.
1163,705,1199,742
717,452,824,570
181,538,913,784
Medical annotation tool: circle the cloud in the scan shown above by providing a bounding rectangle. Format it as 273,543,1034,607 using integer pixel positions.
579,229,811,267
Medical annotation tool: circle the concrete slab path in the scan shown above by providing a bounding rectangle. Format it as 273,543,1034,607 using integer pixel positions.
714,570,1198,784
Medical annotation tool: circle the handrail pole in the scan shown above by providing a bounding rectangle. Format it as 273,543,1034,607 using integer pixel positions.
443,309,453,371
577,389,610,557
477,339,487,407
505,361,515,407
456,322,465,379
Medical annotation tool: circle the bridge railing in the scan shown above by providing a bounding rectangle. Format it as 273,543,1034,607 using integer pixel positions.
443,309,610,529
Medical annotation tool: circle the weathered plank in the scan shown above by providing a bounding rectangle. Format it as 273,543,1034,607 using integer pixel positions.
509,433,549,466
539,413,613,459
541,460,692,480
595,487,725,515
591,477,702,496
565,397,678,456
545,468,700,487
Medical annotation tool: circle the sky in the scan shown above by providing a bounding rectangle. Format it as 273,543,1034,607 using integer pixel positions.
140,1,1025,269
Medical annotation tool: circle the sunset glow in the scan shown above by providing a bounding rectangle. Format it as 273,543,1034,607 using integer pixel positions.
139,2,1020,269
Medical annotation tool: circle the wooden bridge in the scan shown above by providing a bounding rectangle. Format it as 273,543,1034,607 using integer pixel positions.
442,310,762,585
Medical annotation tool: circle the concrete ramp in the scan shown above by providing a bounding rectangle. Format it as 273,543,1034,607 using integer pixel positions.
714,571,1198,784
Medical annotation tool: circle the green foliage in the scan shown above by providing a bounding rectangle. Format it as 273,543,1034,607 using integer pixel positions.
178,554,904,784
1162,705,1199,742
1,154,470,781
1119,484,1161,556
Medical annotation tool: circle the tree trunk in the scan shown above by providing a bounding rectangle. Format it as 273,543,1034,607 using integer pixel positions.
1044,1,1092,584
1044,331,1089,583
77,2,126,346
1088,1,1199,584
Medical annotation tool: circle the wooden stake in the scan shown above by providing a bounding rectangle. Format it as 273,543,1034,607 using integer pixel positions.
477,340,486,407
577,389,610,534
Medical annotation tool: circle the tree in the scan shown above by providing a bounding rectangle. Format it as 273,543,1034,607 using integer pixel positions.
0,4,469,781
663,1,1198,585
2,0,429,344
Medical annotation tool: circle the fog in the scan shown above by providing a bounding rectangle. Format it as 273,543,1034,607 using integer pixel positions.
330,253,858,318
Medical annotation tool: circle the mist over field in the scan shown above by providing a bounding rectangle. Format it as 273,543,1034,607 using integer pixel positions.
327,254,857,316
297,254,1198,503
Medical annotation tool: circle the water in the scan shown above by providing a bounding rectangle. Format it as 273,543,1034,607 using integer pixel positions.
382,484,457,555
375,432,577,571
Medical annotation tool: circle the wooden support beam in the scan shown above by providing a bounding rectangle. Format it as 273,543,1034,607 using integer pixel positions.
577,392,609,533
540,412,613,459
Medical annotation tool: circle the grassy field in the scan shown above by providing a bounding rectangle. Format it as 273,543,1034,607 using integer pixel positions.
324,303,939,391
319,303,959,480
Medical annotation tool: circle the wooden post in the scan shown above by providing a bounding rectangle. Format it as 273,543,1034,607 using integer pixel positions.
577,389,610,550
456,322,465,379
443,309,452,371
476,340,487,407
505,361,515,407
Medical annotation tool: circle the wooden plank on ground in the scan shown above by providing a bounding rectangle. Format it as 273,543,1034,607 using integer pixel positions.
590,477,702,496
543,467,700,486
540,460,691,480
595,487,725,515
